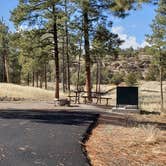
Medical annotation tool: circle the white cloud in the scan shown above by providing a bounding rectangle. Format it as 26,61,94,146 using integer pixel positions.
111,26,149,49
17,24,39,32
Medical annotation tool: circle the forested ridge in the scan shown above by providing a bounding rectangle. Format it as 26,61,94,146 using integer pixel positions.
0,0,165,105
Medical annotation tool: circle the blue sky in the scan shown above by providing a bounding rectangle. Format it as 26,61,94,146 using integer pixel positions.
0,1,157,49
0,0,18,30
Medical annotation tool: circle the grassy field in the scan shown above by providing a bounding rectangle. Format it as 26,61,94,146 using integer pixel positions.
0,83,54,100
0,81,166,112
139,81,166,112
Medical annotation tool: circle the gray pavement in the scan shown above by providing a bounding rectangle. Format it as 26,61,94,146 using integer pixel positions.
0,110,98,166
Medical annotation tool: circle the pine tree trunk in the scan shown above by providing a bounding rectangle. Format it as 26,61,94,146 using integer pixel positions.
2,55,6,82
53,5,60,99
159,50,164,113
159,65,164,112
83,2,91,102
96,61,99,93
27,73,30,86
3,52,9,83
98,60,101,93
44,63,47,89
65,0,70,94
76,37,82,91
62,35,67,92
36,72,39,88
32,71,35,87
40,74,43,88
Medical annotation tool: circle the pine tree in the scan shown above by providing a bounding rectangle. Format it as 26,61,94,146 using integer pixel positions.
0,19,10,83
147,0,166,113
11,0,65,99
92,24,123,91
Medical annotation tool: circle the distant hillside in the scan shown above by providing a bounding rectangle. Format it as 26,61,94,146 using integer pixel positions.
110,54,152,78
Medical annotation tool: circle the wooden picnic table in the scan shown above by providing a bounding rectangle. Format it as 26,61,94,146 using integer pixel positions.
82,95,112,105
68,90,84,103
68,90,112,105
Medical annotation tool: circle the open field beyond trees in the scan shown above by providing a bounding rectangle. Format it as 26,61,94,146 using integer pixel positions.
1,81,166,112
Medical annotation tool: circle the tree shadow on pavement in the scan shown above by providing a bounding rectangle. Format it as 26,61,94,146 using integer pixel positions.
0,109,99,126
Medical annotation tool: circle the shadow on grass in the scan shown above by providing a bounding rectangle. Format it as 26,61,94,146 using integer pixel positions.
99,112,166,130
0,109,99,126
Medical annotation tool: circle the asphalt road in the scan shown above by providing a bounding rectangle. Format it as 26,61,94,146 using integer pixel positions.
0,110,98,166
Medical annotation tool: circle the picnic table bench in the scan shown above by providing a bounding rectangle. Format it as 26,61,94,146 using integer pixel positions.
82,95,112,105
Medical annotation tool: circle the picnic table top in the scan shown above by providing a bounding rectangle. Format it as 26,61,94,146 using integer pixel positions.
72,90,107,95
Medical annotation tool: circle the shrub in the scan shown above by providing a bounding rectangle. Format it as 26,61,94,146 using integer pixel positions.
144,65,159,81
110,72,124,85
125,72,138,86
70,72,85,86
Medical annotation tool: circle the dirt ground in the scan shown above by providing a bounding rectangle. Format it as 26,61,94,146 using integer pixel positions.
86,113,166,166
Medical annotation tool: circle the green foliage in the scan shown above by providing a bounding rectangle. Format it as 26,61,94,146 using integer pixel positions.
100,69,112,84
110,72,124,85
70,72,85,86
3,0,158,92
125,72,138,87
120,47,139,58
0,19,10,82
146,0,166,62
145,64,159,81
92,25,123,60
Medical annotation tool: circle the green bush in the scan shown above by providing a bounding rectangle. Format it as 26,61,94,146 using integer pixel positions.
91,65,113,84
125,72,138,86
144,65,159,81
110,72,124,85
70,72,85,86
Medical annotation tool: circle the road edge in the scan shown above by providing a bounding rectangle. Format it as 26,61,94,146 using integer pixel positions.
81,113,100,166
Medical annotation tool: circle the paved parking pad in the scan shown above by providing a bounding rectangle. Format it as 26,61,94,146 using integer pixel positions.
0,110,98,166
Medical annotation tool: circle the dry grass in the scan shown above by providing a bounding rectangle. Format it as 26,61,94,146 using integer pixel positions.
0,83,56,100
86,120,166,166
86,113,166,166
139,81,166,112
1,81,166,112
141,124,160,144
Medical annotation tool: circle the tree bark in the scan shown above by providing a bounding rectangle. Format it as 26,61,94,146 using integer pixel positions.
159,49,164,113
62,35,67,92
36,72,39,87
76,37,82,91
98,60,101,93
53,5,60,99
27,73,30,86
3,52,10,83
96,61,99,93
65,0,70,94
32,71,35,87
83,1,91,102
44,63,47,89
159,64,164,113
40,74,43,88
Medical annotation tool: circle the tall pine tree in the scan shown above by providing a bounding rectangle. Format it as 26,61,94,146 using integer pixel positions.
0,19,10,83
11,0,65,99
147,0,166,113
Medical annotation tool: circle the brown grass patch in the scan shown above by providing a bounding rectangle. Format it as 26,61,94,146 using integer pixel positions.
86,114,166,166
0,83,55,100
